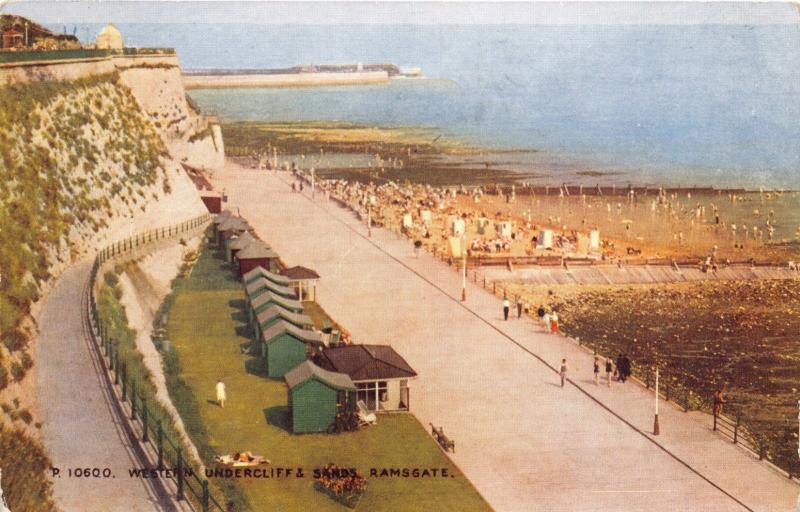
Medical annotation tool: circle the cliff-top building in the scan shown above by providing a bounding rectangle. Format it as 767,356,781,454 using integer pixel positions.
96,23,123,50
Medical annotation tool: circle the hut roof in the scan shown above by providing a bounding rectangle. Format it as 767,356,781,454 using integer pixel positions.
212,210,234,224
256,305,313,330
284,360,355,391
218,216,250,232
251,290,303,312
318,344,417,381
243,266,290,286
229,232,258,251
245,277,296,299
237,240,279,260
262,319,323,346
280,265,320,280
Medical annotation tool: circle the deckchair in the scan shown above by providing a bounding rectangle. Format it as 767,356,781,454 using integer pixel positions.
356,400,377,426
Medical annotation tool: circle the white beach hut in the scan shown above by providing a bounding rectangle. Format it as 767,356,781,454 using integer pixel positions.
590,229,601,251
450,217,466,236
495,221,513,239
538,229,554,249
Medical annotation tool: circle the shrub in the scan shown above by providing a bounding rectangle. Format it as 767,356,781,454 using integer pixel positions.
10,361,26,382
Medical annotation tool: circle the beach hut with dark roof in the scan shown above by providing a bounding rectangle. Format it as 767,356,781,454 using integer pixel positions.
243,266,291,287
285,360,356,434
317,345,417,412
248,290,304,324
262,320,324,378
280,265,321,301
200,190,223,214
216,216,250,247
236,240,280,276
245,277,297,307
226,231,257,263
211,210,233,236
254,305,314,340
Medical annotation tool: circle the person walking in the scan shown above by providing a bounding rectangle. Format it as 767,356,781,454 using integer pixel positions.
216,379,227,408
712,388,726,417
620,354,631,383
503,298,510,320
615,353,623,382
559,358,568,388
550,311,559,334
593,356,600,385
605,358,613,387
516,298,524,319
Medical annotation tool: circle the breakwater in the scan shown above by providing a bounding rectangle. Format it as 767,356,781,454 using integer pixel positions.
182,70,389,89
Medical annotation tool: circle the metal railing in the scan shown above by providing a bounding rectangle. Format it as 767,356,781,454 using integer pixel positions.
480,274,797,480
86,212,225,511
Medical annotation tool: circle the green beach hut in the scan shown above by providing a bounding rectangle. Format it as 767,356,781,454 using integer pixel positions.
244,277,297,310
254,304,314,340
284,360,356,434
243,266,291,287
262,320,324,378
248,290,304,325
216,216,250,247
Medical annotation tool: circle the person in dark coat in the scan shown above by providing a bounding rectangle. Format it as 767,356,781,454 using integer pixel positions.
615,353,623,382
620,354,632,383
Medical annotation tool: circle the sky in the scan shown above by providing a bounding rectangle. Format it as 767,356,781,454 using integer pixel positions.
2,0,799,25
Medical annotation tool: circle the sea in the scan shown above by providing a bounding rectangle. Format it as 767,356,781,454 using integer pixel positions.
70,23,800,189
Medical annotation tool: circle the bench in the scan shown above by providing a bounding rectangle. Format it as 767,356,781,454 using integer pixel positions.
430,423,455,453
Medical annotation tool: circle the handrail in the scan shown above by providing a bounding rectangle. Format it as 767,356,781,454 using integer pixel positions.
85,212,226,511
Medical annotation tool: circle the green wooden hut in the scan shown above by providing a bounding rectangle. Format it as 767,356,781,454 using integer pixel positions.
211,210,233,239
262,320,324,378
284,360,356,434
243,266,291,287
244,277,297,310
248,291,304,325
254,304,314,340
226,231,257,263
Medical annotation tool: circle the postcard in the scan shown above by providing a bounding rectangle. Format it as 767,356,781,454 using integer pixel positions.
0,1,798,511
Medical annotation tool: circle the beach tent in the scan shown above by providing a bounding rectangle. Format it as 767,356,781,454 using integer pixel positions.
590,230,601,251
450,217,466,236
249,290,304,324
495,221,513,239
448,236,464,258
226,231,257,263
262,320,324,378
402,213,413,228
245,277,298,308
243,266,291,287
236,240,280,276
538,229,554,249
285,360,356,434
476,217,489,235
254,304,314,340
420,210,432,225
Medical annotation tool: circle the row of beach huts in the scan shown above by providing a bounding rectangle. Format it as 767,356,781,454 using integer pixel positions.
212,210,417,434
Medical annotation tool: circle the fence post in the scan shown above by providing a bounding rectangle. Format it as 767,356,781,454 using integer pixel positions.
202,479,210,512
114,350,120,385
713,411,717,431
493,282,496,294
176,448,185,500
483,277,486,288
108,342,114,371
733,411,740,444
157,420,164,469
141,399,149,442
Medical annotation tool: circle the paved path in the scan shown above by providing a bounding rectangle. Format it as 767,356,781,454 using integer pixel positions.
216,164,798,512
481,263,799,286
35,261,161,512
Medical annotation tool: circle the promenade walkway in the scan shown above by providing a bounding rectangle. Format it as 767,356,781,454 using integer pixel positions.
215,163,798,512
35,262,162,511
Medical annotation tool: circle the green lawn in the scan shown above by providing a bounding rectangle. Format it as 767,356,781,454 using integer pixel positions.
166,244,490,511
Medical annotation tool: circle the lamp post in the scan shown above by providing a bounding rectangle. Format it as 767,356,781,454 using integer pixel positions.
461,234,467,302
653,365,660,435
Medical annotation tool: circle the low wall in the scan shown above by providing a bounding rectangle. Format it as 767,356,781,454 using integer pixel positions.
182,70,389,89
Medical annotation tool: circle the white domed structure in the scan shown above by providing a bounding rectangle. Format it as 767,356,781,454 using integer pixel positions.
96,23,123,50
